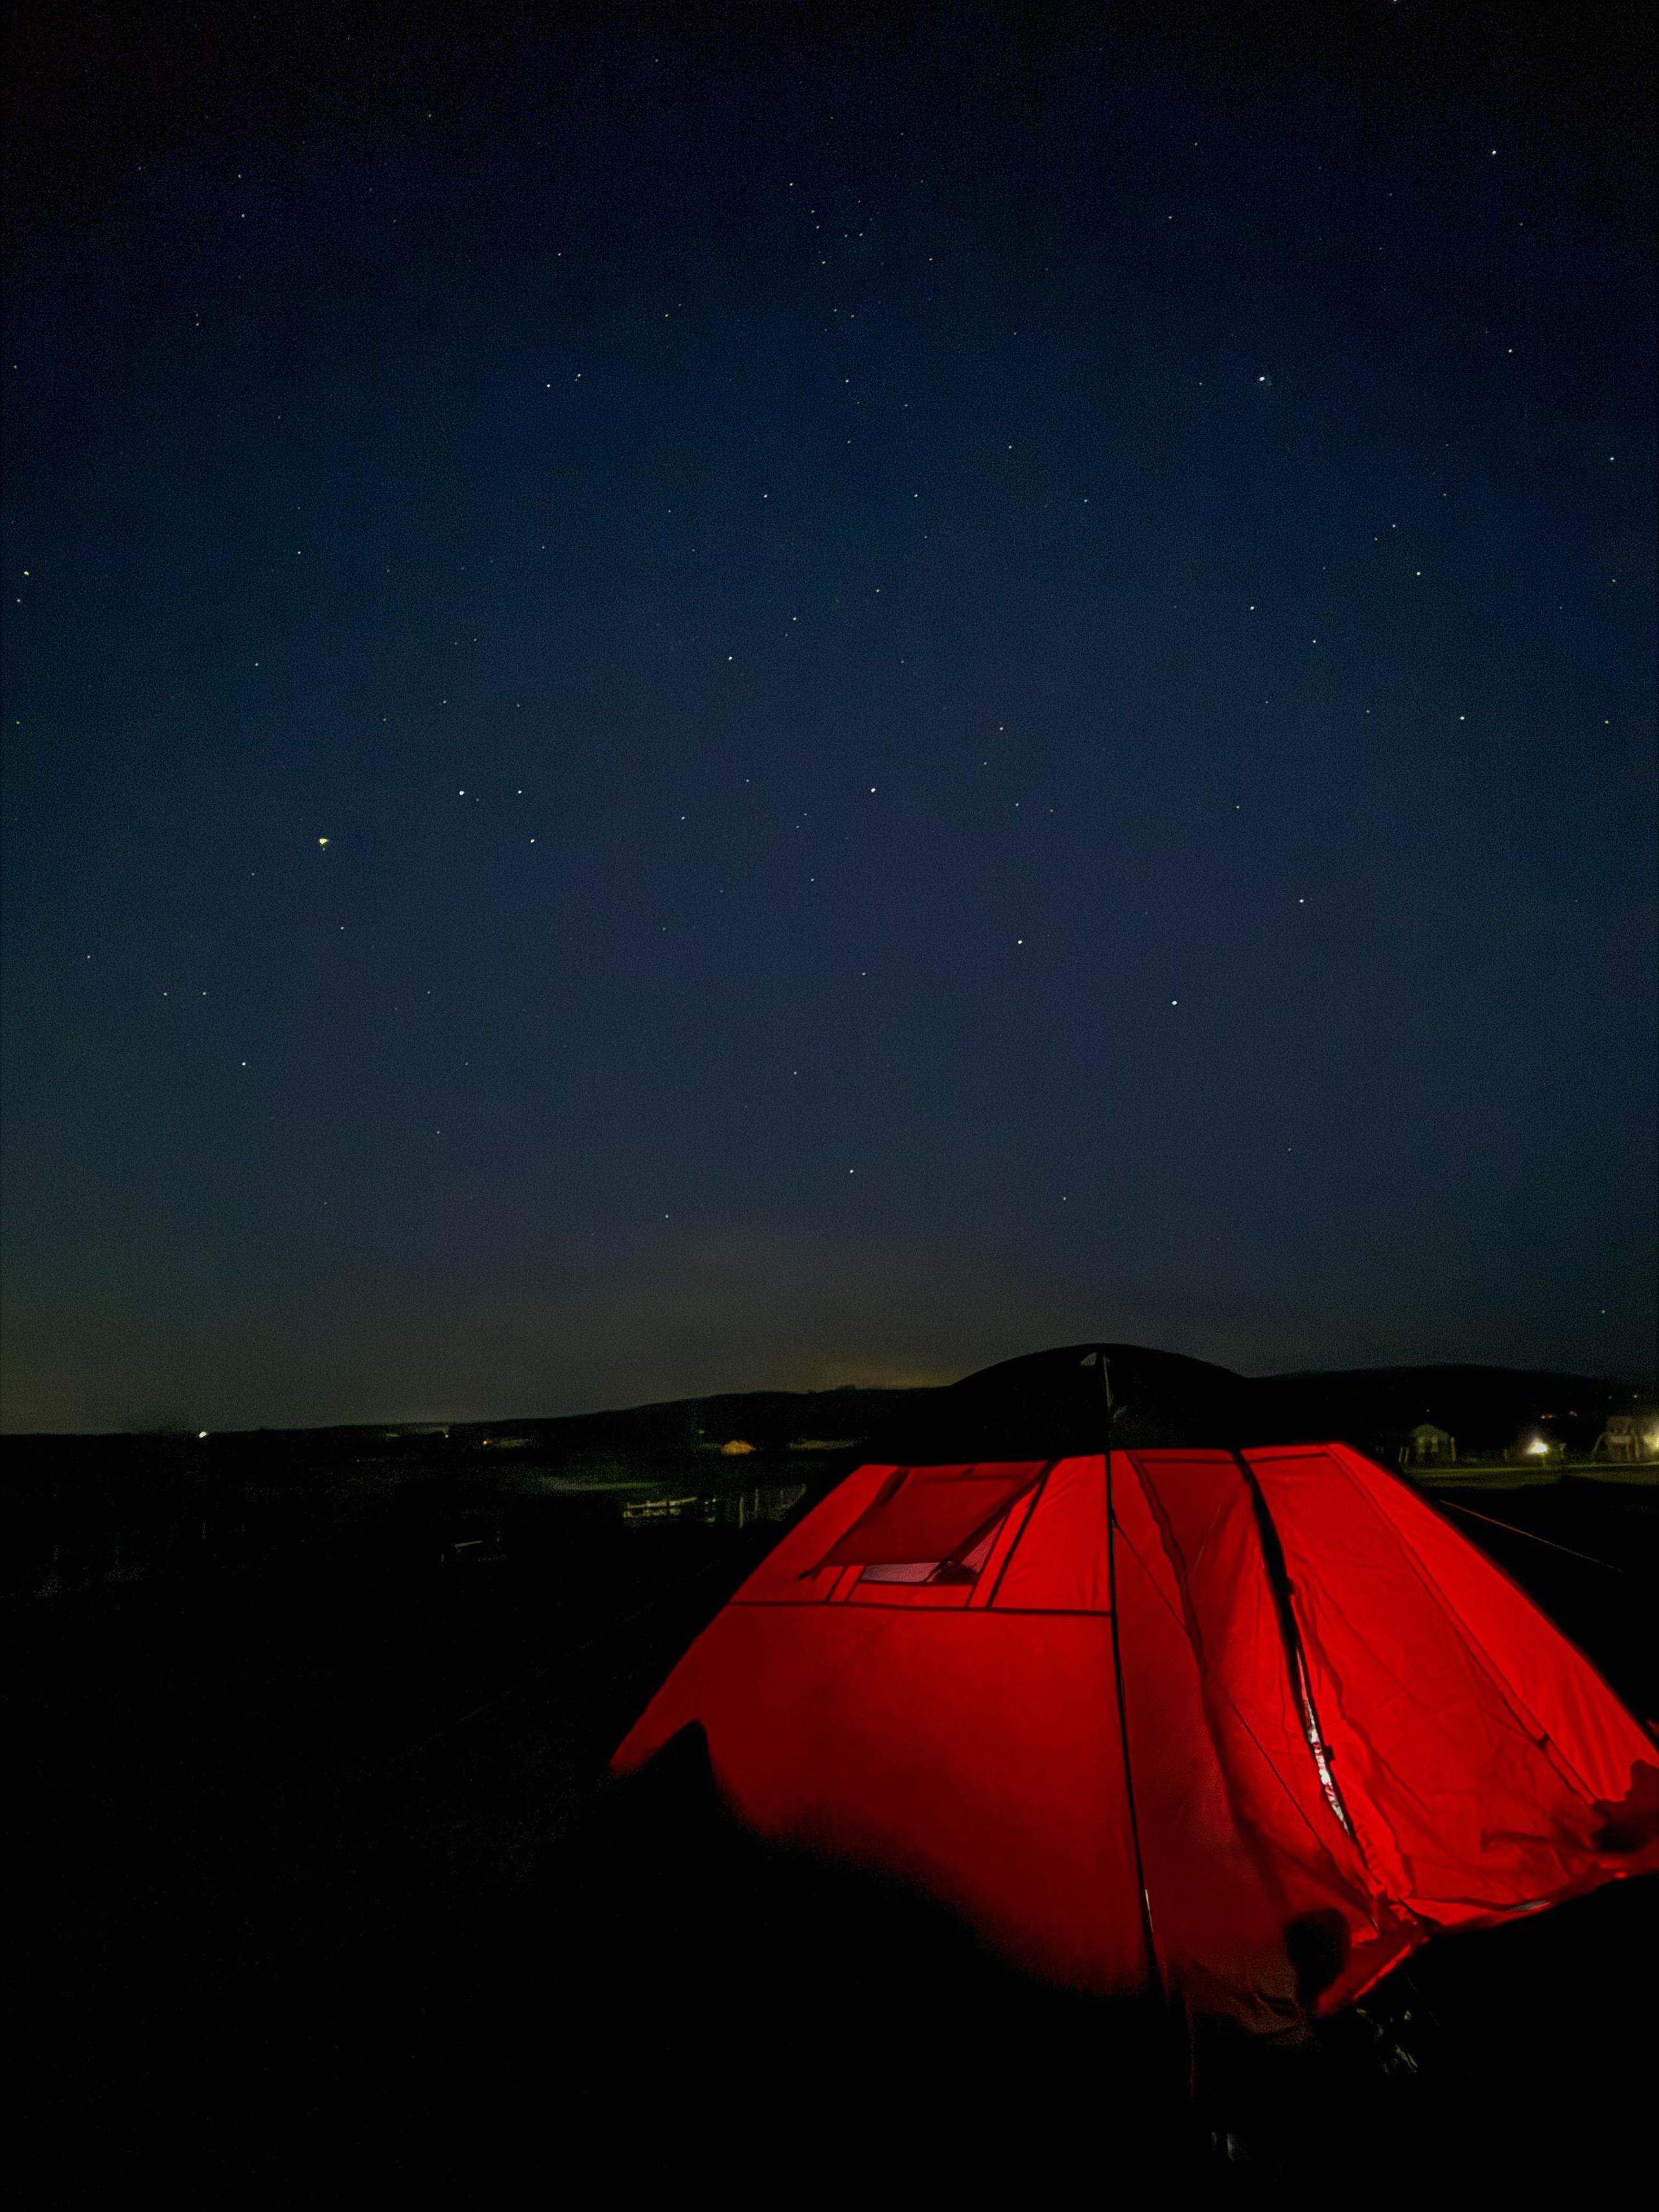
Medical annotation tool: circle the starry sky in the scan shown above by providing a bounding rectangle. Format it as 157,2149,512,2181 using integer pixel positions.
3,3,1654,1432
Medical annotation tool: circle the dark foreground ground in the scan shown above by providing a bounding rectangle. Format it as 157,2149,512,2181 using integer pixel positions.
10,1473,1658,2201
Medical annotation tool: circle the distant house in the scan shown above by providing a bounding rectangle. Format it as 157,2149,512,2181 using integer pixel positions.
789,1438,860,1452
719,1438,757,1456
1402,1423,1456,1468
1592,1414,1643,1465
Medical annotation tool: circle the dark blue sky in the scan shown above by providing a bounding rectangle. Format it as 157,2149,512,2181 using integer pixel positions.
3,3,1654,1430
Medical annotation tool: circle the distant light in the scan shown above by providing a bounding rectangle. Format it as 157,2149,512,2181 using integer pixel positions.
1527,1438,1549,1456
198,1431,209,1440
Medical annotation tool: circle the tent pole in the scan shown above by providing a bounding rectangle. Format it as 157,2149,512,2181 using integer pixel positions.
1097,1352,1162,2003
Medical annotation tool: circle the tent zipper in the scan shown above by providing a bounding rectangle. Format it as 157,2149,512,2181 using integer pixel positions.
1231,1451,1359,1846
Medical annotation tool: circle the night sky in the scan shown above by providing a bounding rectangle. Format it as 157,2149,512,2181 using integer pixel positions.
3,3,1654,1432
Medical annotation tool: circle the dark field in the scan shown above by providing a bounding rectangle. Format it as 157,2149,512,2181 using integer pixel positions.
10,1458,1658,2198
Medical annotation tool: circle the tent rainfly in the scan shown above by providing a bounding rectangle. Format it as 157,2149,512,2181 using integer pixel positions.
614,1355,1659,2034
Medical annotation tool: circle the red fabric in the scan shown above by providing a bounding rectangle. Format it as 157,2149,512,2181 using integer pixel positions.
614,1603,1146,1992
612,1445,1659,2021
844,1574,974,1609
988,1457,1109,1611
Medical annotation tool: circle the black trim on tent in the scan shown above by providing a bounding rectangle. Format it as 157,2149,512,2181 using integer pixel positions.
1097,1351,1163,2000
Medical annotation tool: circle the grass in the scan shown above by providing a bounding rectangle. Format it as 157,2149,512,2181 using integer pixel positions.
1410,1461,1659,1491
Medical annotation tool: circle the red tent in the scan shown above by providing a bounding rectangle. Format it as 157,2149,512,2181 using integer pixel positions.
614,1437,1659,2031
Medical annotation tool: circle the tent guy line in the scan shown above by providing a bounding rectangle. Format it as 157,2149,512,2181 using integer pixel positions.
1436,1501,1625,1576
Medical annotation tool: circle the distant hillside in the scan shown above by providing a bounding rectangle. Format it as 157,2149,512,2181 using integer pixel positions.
4,1359,1651,1466
1251,1364,1654,1459
434,1383,925,1459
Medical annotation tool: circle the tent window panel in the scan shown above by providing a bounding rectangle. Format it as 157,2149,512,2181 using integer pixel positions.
819,1462,1046,1569
955,1521,1003,1573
